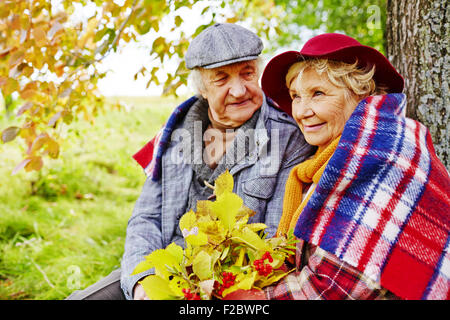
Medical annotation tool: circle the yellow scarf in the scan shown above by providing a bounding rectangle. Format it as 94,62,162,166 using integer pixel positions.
277,136,341,236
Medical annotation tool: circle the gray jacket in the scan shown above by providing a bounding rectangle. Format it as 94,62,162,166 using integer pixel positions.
120,96,315,299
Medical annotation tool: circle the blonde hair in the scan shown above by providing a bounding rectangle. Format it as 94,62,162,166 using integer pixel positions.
286,59,387,101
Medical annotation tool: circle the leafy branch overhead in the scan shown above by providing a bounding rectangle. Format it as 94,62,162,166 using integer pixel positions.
132,170,298,300
0,0,386,173
0,0,280,173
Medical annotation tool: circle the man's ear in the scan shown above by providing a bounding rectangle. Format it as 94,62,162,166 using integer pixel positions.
193,68,208,99
199,87,208,100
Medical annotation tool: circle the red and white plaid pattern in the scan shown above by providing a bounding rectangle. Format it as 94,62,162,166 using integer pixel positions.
265,241,398,300
294,94,450,300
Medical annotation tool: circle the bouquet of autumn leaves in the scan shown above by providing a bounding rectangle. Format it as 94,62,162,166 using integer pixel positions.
132,170,297,300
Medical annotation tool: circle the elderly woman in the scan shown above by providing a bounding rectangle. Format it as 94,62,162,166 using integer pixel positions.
253,33,449,300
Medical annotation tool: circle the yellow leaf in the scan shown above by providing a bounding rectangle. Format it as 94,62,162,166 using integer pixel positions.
54,62,65,77
196,200,213,217
48,21,63,40
236,205,256,218
220,246,230,261
268,252,285,269
24,156,43,172
174,15,183,27
165,242,183,263
185,232,208,246
21,65,34,77
45,138,59,159
78,18,98,48
145,248,181,279
254,269,293,288
48,111,63,127
139,275,178,300
232,227,269,251
30,133,50,154
234,247,246,267
210,250,222,268
16,102,33,117
180,210,209,246
10,14,20,30
3,78,18,96
19,89,36,100
236,271,257,290
214,169,233,197
222,271,257,297
210,192,243,231
226,16,239,24
33,26,47,46
152,36,166,52
179,210,196,232
9,50,24,68
198,220,226,245
45,139,59,159
131,260,153,275
12,158,32,175
247,223,267,233
192,251,212,281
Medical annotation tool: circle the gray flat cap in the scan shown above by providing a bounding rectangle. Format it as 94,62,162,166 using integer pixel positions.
185,23,263,69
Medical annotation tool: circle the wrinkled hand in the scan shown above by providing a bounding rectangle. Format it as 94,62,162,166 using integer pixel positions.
133,282,149,300
223,289,267,300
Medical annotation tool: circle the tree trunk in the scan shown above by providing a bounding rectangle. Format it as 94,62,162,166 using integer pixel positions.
385,0,449,170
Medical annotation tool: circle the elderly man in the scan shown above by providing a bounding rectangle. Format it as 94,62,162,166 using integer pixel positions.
66,23,314,300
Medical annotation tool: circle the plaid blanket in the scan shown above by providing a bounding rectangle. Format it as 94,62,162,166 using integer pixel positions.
294,93,450,300
265,240,398,300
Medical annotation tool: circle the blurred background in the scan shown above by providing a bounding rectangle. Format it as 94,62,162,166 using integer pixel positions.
0,0,447,299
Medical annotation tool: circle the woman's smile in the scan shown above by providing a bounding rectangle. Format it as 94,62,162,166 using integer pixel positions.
302,122,326,132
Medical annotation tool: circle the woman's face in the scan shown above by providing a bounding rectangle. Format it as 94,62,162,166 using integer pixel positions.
289,67,359,150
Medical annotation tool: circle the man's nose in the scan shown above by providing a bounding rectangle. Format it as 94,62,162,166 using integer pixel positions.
228,78,246,97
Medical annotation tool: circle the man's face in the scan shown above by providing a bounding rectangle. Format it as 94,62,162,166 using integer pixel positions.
199,60,264,129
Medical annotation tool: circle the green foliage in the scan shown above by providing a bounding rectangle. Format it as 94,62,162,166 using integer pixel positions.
0,0,281,172
0,0,387,172
133,170,298,300
272,0,387,53
0,96,177,299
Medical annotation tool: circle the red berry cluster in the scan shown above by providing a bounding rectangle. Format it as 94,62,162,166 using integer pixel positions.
214,271,236,296
253,251,273,276
182,288,201,300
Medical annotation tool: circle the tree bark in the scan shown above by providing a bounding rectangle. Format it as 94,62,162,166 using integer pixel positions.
385,0,449,169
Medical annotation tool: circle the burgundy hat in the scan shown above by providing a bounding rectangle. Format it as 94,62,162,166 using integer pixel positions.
261,33,404,115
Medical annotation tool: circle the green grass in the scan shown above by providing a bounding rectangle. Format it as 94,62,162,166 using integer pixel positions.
0,95,186,299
